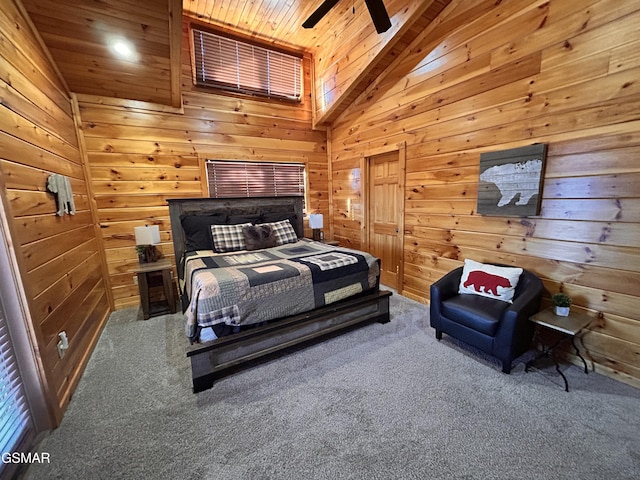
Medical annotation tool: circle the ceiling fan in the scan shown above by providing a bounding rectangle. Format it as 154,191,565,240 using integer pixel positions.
302,0,392,34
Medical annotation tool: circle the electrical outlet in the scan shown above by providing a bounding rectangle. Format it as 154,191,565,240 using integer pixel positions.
133,275,138,285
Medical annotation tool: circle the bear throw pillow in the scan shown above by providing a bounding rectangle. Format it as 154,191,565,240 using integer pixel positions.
458,259,523,303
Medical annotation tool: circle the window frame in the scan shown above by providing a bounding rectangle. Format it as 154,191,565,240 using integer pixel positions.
190,24,304,103
0,200,50,480
205,160,307,204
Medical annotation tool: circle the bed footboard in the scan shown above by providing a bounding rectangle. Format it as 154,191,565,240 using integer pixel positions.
187,289,392,393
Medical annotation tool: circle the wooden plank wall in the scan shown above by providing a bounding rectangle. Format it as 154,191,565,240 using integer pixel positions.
313,0,435,125
0,0,110,424
330,0,640,386
76,19,327,309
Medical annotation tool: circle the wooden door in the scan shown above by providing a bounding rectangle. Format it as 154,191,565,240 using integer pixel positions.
367,151,402,290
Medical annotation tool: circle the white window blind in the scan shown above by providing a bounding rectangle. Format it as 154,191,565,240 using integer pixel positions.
192,28,303,101
0,302,33,475
206,161,305,198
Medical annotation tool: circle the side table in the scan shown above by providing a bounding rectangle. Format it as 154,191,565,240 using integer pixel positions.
134,259,177,320
321,239,340,246
525,307,592,392
308,238,340,246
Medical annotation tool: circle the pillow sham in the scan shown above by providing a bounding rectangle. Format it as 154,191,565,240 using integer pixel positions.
242,224,277,251
181,213,227,251
458,259,522,303
227,214,261,225
258,212,298,226
263,219,298,246
210,223,252,253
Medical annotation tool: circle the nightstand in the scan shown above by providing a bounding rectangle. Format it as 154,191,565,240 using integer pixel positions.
307,237,340,246
134,259,177,320
321,239,340,246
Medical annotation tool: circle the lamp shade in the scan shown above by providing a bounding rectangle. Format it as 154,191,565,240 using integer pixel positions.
309,214,324,229
134,225,160,245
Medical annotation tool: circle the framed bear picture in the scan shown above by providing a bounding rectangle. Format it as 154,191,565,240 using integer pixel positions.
477,144,547,217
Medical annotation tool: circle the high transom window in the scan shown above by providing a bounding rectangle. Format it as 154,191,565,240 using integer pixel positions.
206,161,305,198
192,27,303,102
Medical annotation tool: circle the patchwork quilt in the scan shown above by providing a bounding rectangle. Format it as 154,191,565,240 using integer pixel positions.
181,239,380,341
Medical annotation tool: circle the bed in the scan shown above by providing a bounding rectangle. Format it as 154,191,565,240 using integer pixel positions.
168,196,392,392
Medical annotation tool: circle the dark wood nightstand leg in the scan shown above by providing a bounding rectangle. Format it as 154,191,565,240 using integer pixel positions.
161,269,176,314
138,272,150,320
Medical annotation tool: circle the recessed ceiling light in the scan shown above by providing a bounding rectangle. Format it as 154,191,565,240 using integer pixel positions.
110,39,136,60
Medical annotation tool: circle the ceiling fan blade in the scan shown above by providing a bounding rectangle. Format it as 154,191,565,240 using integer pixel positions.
364,0,392,33
302,0,341,29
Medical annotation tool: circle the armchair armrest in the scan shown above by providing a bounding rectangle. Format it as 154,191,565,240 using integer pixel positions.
430,267,462,301
505,273,544,320
430,267,463,330
494,271,543,359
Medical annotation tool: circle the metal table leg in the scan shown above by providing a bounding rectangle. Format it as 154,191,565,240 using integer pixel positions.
572,336,589,374
526,333,571,391
551,347,570,392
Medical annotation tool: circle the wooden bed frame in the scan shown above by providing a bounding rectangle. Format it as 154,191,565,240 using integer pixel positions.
167,196,392,393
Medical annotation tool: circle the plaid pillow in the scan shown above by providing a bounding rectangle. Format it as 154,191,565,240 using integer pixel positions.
265,219,298,246
210,223,252,252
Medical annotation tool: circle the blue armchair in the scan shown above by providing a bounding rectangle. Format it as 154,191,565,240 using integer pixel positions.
430,266,543,373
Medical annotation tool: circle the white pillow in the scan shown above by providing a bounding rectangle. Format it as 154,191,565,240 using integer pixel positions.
458,259,522,303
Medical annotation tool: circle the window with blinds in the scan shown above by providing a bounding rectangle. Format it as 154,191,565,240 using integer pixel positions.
206,161,305,198
0,301,33,477
192,27,303,102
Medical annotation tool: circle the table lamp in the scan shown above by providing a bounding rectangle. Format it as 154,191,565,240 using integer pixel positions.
309,213,324,241
135,225,161,262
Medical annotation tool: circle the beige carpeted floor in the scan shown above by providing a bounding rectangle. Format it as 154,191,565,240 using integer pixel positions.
27,292,640,480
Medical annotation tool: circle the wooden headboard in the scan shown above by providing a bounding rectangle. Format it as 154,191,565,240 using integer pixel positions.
167,196,305,264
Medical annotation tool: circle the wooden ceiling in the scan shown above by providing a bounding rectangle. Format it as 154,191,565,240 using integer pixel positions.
183,0,329,51
21,0,182,107
22,0,451,120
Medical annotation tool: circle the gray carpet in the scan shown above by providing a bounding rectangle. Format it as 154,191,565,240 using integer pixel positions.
28,293,640,480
